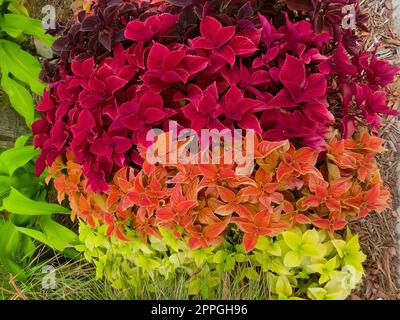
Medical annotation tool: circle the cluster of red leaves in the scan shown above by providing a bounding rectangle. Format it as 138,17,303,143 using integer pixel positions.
49,132,390,252
33,0,398,193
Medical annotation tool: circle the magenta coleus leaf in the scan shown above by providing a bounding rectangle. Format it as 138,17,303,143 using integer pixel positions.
33,0,398,192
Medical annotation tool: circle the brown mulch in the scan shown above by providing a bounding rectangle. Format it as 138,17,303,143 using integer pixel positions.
26,0,74,25
350,0,400,300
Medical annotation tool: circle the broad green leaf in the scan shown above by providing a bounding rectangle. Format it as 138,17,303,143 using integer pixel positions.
14,134,31,148
14,226,51,247
282,231,301,251
0,73,34,125
0,220,26,280
0,175,11,198
2,187,70,215
0,39,46,95
20,235,36,260
0,14,54,46
39,215,77,251
7,1,29,17
0,145,38,176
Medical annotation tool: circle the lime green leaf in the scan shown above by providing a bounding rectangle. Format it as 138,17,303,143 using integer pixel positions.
307,287,327,300
346,234,361,251
14,134,31,148
14,226,51,247
0,39,46,95
0,14,54,46
302,229,319,244
325,256,337,271
245,268,259,280
0,73,34,125
0,220,26,280
0,176,11,198
213,250,225,264
276,275,292,297
0,146,38,176
283,251,302,268
20,234,36,259
8,1,30,17
188,278,201,295
2,187,70,215
331,239,346,258
301,243,319,257
282,231,301,251
39,215,77,251
307,263,324,274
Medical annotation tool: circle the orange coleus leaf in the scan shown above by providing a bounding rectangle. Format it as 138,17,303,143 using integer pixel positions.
156,207,175,221
327,139,360,169
203,217,230,239
255,140,289,158
114,226,130,241
169,164,202,184
198,207,220,224
295,214,312,224
358,131,384,153
243,233,258,252
356,153,377,182
188,236,208,249
53,175,66,203
312,218,348,233
217,186,236,203
106,191,120,210
176,200,198,215
214,203,236,216
232,218,258,233
253,209,271,228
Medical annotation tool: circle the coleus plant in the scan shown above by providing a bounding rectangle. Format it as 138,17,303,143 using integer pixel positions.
283,0,368,53
78,219,366,300
48,133,389,252
35,0,398,192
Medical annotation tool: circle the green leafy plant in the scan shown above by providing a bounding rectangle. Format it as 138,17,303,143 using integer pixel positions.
0,0,54,126
0,136,77,281
77,221,365,300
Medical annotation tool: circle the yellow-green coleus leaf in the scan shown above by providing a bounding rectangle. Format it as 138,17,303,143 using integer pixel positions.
276,275,292,297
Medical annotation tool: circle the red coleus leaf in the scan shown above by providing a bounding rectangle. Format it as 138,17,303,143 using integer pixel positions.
229,36,257,56
125,14,179,42
192,16,236,49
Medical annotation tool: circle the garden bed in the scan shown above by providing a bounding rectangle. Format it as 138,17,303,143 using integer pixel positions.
0,0,398,300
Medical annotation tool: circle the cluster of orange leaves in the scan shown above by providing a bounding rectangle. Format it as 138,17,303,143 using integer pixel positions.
49,132,390,252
